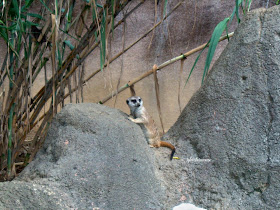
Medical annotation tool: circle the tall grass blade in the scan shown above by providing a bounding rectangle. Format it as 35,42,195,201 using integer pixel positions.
185,40,210,86
27,13,44,20
235,0,241,23
247,0,252,11
7,103,15,178
100,10,107,71
163,0,168,17
178,59,184,113
66,0,75,32
202,17,229,83
111,0,115,37
64,40,74,50
153,65,165,133
39,0,54,14
12,0,19,16
23,0,35,10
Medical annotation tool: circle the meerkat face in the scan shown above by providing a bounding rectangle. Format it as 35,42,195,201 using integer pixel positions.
126,96,143,109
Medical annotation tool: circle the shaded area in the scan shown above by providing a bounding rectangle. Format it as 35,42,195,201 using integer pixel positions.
161,5,280,209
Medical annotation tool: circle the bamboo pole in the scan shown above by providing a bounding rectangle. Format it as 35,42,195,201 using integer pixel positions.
99,32,234,104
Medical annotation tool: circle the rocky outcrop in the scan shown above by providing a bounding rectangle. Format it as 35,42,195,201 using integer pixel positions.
160,5,280,209
0,104,165,209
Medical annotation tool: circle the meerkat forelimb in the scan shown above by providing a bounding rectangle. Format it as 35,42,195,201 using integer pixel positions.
126,96,176,160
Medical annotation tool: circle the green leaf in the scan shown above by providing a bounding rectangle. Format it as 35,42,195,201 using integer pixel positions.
23,0,35,10
235,0,241,23
25,20,40,27
96,4,103,8
185,40,210,87
163,0,168,17
59,28,79,41
0,28,8,42
64,40,74,50
100,10,107,71
247,0,252,11
12,0,19,16
57,43,62,68
39,0,54,14
202,17,229,84
27,13,44,20
8,23,17,31
66,0,75,31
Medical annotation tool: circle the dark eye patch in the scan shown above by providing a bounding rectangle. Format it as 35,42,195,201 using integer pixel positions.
126,100,129,104
139,98,141,102
132,99,137,103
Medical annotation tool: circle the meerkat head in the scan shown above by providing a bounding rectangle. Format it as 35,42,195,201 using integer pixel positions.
126,96,143,110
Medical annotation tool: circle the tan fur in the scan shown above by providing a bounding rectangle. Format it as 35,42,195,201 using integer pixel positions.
126,96,175,160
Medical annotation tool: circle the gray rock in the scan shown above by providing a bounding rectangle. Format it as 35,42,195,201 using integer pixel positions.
0,181,75,209
5,103,165,210
161,5,280,210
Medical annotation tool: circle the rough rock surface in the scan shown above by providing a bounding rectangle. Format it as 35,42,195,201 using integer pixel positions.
0,104,165,209
159,5,280,209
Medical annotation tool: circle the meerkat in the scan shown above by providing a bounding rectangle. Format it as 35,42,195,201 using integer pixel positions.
126,96,175,160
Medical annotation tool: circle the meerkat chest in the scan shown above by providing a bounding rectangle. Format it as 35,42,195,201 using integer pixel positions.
133,107,158,139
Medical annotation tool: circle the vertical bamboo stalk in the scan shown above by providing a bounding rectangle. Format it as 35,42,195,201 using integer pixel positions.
7,35,15,179
80,63,85,103
178,58,185,113
67,66,73,103
51,14,57,115
152,64,164,133
7,102,14,179
74,70,79,103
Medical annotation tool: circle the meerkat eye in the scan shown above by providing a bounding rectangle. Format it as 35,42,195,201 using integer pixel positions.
132,99,136,103
126,100,129,104
139,98,142,102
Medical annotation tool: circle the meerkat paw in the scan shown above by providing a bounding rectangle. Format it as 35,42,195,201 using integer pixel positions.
128,117,136,122
149,145,155,148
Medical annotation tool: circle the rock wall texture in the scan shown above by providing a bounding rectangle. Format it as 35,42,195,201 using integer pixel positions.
14,104,164,209
161,5,280,209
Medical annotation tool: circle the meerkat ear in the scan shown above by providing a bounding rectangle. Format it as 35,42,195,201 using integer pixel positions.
126,100,129,104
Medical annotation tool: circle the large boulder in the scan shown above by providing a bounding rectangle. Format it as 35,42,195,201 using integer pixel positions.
159,5,280,209
2,104,165,209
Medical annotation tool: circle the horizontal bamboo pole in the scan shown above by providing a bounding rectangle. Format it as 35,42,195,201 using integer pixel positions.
99,32,234,104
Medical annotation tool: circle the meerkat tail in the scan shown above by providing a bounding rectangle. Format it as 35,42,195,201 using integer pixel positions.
159,141,176,160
